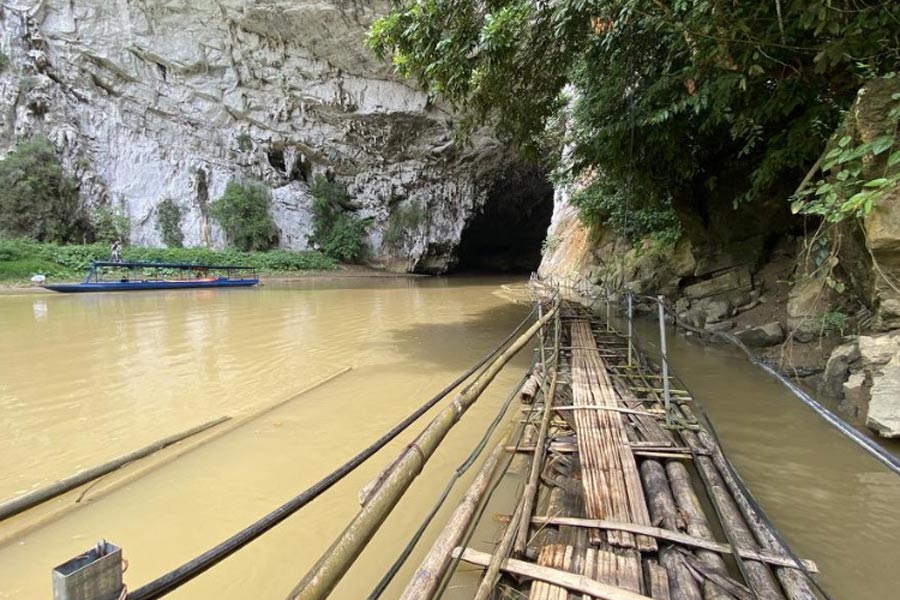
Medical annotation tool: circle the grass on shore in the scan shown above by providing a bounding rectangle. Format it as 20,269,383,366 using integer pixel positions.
0,239,338,283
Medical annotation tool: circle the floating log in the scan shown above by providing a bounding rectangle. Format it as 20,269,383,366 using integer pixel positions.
0,415,231,522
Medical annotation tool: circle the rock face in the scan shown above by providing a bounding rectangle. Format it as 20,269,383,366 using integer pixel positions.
856,78,900,330
822,332,900,436
867,350,900,437
0,0,520,272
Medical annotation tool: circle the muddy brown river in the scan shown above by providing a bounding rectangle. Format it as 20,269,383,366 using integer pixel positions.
1,277,898,599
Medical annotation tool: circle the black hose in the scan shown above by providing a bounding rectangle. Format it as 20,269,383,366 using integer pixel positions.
128,304,540,600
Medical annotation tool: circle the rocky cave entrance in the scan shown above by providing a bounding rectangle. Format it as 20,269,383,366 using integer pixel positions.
455,167,554,273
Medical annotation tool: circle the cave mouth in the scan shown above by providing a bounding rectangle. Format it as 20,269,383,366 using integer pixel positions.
455,167,555,273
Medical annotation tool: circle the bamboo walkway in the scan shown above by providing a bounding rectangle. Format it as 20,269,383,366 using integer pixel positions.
450,301,821,600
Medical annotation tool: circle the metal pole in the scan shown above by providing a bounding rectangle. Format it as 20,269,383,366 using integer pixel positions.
657,295,672,428
627,292,633,368
605,287,611,332
538,302,547,373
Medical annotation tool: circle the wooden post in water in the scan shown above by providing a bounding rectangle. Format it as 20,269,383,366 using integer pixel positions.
286,305,557,600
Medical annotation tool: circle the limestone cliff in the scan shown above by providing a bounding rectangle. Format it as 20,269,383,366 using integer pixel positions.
0,0,512,272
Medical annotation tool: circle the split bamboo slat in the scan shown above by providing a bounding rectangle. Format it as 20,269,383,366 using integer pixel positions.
569,320,656,552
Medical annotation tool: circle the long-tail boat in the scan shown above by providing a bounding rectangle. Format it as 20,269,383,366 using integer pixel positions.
43,261,259,293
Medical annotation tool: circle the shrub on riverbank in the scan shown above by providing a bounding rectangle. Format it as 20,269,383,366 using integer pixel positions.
310,175,370,263
0,239,337,282
210,180,280,251
0,137,91,243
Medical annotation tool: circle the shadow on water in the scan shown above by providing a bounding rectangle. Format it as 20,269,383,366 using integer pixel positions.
385,301,534,372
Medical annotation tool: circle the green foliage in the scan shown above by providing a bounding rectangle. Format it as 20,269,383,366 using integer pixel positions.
820,309,849,336
792,86,900,223
236,133,252,153
0,50,9,73
0,237,337,282
156,198,184,248
384,201,424,248
370,0,900,231
210,180,279,252
309,175,370,262
92,204,130,244
0,137,90,242
571,178,682,246
542,234,561,255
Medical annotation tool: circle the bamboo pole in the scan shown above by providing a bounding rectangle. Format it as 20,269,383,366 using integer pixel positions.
0,416,231,522
639,459,702,600
513,320,560,556
287,305,557,600
690,419,819,600
473,492,526,600
399,427,512,600
666,461,736,600
678,420,785,599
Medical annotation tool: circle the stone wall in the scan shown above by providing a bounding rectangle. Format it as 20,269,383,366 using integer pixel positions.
0,0,512,271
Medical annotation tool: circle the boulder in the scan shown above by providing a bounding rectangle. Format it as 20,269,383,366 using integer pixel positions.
858,332,900,368
786,276,834,342
705,320,734,333
735,322,785,347
819,341,861,398
842,372,868,417
683,266,752,300
697,297,733,324
866,350,900,437
671,238,697,277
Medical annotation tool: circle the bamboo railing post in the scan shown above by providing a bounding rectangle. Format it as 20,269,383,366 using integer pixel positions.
657,295,672,428
512,332,560,556
286,305,557,600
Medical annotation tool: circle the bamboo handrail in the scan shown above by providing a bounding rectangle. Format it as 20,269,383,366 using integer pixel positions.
287,303,558,600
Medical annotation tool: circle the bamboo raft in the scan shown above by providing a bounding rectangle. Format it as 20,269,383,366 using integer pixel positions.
442,300,822,600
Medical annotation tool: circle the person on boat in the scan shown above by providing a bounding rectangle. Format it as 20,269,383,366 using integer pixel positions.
111,239,122,262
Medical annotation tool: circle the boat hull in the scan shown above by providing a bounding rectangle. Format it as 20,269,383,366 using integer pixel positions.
43,279,259,293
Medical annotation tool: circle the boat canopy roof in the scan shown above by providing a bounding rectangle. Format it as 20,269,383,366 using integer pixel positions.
91,261,256,270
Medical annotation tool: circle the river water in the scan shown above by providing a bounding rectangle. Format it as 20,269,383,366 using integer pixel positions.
0,278,898,599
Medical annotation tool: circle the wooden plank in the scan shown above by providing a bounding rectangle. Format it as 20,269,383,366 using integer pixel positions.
517,516,818,572
453,547,658,600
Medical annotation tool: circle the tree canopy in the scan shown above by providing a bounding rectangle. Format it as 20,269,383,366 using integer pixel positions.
370,0,900,237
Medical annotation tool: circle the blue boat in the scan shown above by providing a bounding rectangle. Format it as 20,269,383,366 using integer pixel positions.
43,261,260,293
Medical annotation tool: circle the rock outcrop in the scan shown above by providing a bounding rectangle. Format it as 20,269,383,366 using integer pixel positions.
0,0,520,272
821,331,900,436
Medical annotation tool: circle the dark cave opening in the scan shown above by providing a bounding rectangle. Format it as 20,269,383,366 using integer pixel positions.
455,167,555,273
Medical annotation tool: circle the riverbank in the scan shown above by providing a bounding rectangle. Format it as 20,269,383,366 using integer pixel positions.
0,238,395,290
